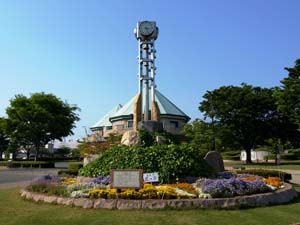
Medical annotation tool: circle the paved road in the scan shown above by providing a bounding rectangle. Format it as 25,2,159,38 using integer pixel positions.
0,167,60,189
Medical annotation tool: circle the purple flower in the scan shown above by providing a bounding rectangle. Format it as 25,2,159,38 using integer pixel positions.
89,175,110,185
200,177,272,198
32,175,61,184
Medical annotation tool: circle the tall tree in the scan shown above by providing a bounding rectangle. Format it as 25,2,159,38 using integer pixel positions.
183,119,219,156
3,93,80,160
274,59,300,129
199,84,280,163
0,118,9,159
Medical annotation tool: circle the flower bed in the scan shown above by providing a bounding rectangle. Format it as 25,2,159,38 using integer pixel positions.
26,173,288,200
21,183,297,209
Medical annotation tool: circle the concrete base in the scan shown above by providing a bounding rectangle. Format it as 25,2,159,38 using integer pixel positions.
138,121,163,133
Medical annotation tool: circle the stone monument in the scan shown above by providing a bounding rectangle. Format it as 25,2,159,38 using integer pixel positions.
204,151,225,172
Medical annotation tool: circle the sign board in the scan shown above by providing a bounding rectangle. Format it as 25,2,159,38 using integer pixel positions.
143,172,159,183
111,169,143,189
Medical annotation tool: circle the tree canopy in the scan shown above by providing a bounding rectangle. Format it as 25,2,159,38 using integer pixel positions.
3,92,80,159
199,84,288,163
0,118,9,159
274,59,300,128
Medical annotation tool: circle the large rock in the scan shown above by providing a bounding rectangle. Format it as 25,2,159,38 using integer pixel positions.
83,154,99,166
121,130,140,146
133,93,142,131
204,151,225,172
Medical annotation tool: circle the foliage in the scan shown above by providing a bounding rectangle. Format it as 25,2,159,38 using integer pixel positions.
28,182,68,197
78,133,121,157
0,161,7,166
6,161,55,168
2,92,80,160
280,153,299,160
68,162,83,170
199,83,299,163
78,141,109,157
57,169,79,176
235,169,291,181
274,59,300,129
183,119,219,156
138,130,154,146
79,144,215,183
221,151,241,160
55,147,71,156
0,118,9,158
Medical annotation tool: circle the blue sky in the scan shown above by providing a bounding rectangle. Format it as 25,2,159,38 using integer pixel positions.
0,0,299,139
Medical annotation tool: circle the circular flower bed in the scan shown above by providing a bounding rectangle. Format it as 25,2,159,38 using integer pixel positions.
21,172,298,209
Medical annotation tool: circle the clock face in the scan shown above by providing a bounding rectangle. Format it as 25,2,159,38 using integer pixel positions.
139,21,155,36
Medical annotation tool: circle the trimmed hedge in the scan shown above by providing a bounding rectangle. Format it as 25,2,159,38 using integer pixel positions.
235,169,292,181
0,161,7,166
79,144,215,183
68,162,83,170
57,169,78,176
7,161,55,168
264,153,299,161
221,151,241,160
281,153,299,160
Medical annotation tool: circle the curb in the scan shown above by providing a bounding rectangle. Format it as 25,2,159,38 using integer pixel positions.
20,183,298,210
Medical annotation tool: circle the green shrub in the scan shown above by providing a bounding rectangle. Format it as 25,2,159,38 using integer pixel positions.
58,169,78,176
221,151,241,160
28,183,68,197
280,153,299,160
264,154,275,160
79,144,215,183
68,162,83,170
0,161,7,166
288,149,300,156
235,169,292,181
7,161,54,168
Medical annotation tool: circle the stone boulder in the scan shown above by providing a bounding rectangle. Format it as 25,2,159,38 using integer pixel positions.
204,151,225,172
121,130,140,146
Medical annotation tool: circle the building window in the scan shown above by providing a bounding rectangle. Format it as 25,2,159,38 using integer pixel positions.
127,120,133,128
106,126,113,130
170,121,179,128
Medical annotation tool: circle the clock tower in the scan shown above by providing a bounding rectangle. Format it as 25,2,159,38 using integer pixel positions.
133,21,161,131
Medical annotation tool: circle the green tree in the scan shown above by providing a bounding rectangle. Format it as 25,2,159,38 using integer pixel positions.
199,84,280,163
3,93,80,160
274,59,300,129
183,119,218,156
0,118,9,159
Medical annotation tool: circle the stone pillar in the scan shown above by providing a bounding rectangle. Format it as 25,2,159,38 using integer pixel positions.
151,100,160,121
133,93,142,131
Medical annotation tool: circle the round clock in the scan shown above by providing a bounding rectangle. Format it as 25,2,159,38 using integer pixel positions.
139,21,155,36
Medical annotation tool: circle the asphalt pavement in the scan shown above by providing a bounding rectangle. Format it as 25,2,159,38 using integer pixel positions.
0,167,60,189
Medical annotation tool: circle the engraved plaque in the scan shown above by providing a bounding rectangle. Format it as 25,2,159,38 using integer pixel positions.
111,169,143,189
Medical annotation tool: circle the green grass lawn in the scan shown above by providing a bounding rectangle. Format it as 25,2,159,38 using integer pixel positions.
224,160,300,170
0,187,300,225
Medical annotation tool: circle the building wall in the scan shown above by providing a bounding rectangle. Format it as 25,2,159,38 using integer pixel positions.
91,116,188,139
